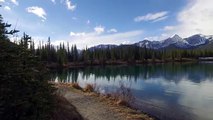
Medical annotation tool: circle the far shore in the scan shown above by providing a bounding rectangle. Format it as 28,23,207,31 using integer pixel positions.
46,58,200,69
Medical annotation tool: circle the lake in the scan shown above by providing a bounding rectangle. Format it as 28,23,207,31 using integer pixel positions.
51,63,213,120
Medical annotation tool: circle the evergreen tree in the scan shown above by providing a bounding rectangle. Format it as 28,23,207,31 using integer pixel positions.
0,12,54,120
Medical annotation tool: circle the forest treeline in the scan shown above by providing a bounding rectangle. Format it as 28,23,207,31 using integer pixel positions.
30,38,213,67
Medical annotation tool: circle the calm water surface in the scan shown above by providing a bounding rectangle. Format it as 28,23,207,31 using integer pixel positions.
51,63,213,120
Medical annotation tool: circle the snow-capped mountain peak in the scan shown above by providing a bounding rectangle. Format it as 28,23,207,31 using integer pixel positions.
135,34,213,49
89,44,117,51
172,34,183,41
88,34,213,50
203,35,213,41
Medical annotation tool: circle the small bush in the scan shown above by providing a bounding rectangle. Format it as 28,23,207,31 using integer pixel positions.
105,94,111,98
84,84,94,92
112,82,135,107
116,99,129,106
71,83,82,90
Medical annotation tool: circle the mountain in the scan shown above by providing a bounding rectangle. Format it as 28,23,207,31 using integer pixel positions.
133,34,213,49
134,34,190,49
89,34,213,50
195,39,213,50
89,44,118,51
134,40,161,49
185,34,212,46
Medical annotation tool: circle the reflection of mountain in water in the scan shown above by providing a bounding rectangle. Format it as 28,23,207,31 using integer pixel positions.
51,63,213,84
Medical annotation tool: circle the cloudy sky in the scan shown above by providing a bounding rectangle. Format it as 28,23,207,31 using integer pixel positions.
0,0,213,49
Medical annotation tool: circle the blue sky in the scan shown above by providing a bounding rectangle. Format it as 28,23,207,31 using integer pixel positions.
0,0,213,49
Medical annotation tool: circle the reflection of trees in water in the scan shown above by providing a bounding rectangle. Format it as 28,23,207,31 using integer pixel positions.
159,63,213,83
81,66,147,82
51,63,213,83
50,69,79,83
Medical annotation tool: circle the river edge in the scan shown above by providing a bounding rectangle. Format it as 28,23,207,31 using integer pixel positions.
46,58,198,69
54,83,154,120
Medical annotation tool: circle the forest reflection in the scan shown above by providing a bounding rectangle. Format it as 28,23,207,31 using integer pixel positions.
50,63,213,84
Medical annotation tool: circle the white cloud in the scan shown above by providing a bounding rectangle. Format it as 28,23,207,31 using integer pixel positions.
162,0,213,38
108,28,118,33
51,0,55,4
87,20,90,24
1,9,49,36
65,0,76,11
163,26,175,31
144,33,170,41
0,0,5,3
122,41,131,44
53,30,143,49
134,11,169,22
150,0,213,40
26,6,47,20
11,0,18,5
94,25,105,34
152,16,168,23
4,6,11,11
70,32,85,37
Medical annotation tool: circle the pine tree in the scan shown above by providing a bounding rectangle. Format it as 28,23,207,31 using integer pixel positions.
0,12,54,120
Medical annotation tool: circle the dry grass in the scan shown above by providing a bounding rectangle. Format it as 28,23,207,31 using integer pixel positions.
116,99,129,106
82,82,152,120
71,83,82,90
84,84,94,92
110,82,135,107
52,82,73,88
98,94,153,120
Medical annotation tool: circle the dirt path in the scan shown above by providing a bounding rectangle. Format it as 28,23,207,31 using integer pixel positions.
57,87,126,120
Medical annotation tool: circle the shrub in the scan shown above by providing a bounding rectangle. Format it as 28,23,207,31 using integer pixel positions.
84,84,94,92
71,83,82,90
112,82,135,107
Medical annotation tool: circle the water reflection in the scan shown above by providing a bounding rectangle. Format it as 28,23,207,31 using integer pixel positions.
51,63,213,120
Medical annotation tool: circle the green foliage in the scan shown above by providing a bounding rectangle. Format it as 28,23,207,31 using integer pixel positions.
35,39,78,66
0,15,9,40
0,13,54,120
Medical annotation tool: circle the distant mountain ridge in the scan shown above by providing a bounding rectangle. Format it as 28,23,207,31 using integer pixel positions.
90,34,213,50
89,44,118,51
135,34,213,49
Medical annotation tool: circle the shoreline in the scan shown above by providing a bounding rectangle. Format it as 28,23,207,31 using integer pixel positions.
47,58,199,69
54,83,154,120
